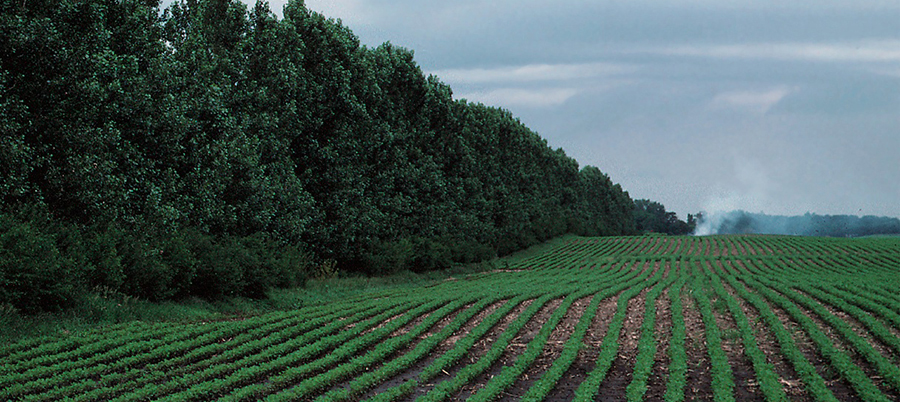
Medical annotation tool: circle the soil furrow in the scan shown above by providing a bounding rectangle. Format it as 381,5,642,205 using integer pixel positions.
498,294,593,400
776,286,900,400
594,286,649,402
453,298,564,400
718,274,813,401
737,280,862,402
544,294,620,401
360,300,506,399
681,291,714,401
408,299,534,400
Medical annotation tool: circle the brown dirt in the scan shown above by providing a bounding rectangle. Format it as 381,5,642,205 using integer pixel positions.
736,237,750,256
389,309,438,338
708,287,765,400
662,238,679,255
351,312,404,334
795,288,900,365
740,279,863,402
453,298,564,400
778,287,900,400
681,290,715,401
593,286,649,402
719,271,813,401
394,302,475,356
409,298,534,400
710,238,723,257
544,294,620,401
360,299,507,400
645,273,674,400
498,295,593,401
322,302,471,397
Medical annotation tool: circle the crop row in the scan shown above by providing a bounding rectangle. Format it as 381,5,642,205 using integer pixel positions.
2,235,898,401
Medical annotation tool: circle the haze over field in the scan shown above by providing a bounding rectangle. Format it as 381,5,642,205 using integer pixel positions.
252,0,900,219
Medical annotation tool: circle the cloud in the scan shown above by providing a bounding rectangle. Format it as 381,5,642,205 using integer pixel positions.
654,40,900,63
429,62,632,84
430,62,633,109
710,87,793,114
455,88,580,108
301,0,371,22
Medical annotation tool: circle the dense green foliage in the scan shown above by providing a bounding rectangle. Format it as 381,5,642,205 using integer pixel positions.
633,199,696,235
3,235,899,400
0,0,635,311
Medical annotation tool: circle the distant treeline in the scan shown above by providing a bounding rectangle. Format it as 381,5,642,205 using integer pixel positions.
698,211,900,237
0,0,635,311
632,199,697,235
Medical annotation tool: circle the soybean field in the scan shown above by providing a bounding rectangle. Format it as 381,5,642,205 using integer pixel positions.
3,235,900,401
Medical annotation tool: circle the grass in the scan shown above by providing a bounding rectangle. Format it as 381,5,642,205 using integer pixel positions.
0,234,572,343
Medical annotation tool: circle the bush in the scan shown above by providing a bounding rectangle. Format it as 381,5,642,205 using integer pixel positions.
0,209,313,311
0,213,76,313
120,235,177,301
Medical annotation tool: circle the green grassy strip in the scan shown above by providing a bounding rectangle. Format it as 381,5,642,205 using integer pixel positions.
252,298,472,401
105,299,422,401
1,321,227,397
831,284,900,331
0,321,187,376
465,260,646,401
518,262,660,402
0,320,175,366
310,298,502,402
362,297,530,402
359,262,632,402
727,273,841,401
465,293,583,402
70,300,401,401
805,284,900,357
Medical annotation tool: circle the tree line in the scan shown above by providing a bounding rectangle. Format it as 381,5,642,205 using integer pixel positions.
632,199,697,235
0,0,635,312
698,211,900,237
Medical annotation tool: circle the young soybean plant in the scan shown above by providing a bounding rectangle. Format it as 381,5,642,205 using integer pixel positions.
626,259,679,402
690,261,735,402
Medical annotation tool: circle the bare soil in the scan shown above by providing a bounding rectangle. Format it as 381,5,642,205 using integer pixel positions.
409,298,534,400
719,271,813,401
645,270,674,400
453,298,564,400
780,287,900,400
360,299,507,400
593,286,649,402
498,294,593,400
708,289,765,400
795,288,900,365
741,279,863,402
543,294,620,400
681,291,715,401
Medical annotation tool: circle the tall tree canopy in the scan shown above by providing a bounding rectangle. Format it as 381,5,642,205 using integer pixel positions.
0,0,635,312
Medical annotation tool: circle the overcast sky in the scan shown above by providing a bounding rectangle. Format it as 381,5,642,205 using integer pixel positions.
251,0,899,219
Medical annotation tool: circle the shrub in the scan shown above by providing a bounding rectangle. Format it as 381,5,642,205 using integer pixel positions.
0,213,76,313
